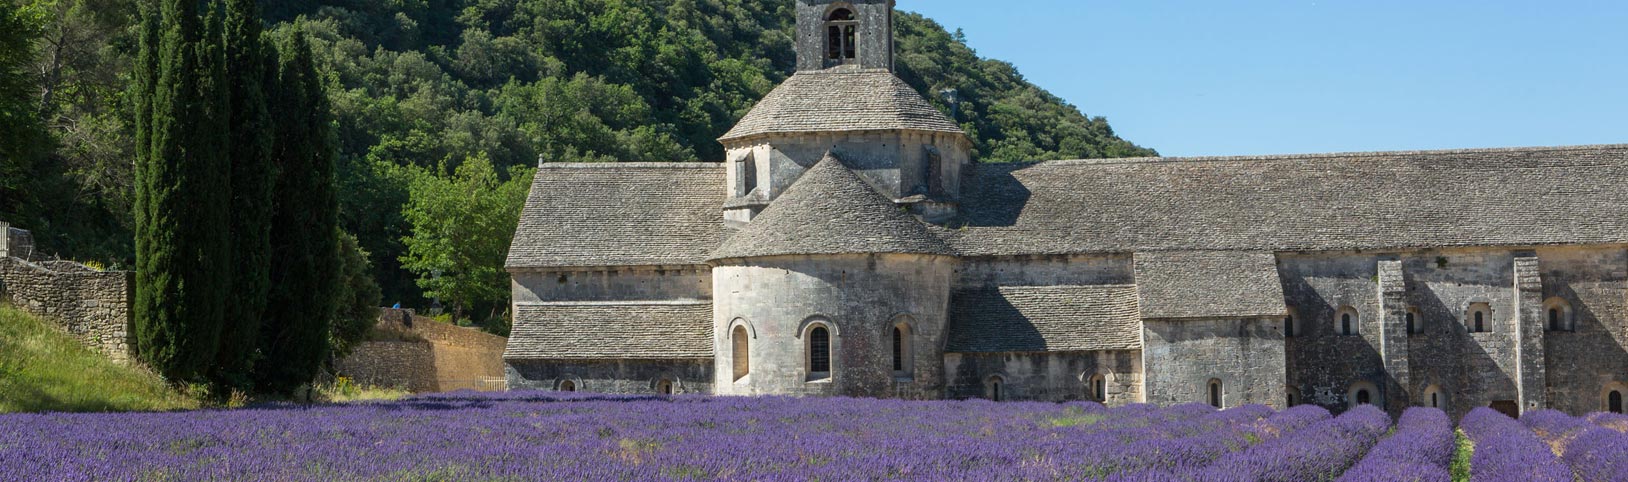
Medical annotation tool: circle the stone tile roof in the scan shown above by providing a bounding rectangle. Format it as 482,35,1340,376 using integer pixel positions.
505,302,713,360
506,163,725,269
710,154,952,260
1133,251,1286,320
946,285,1142,353
947,144,1628,256
719,70,965,142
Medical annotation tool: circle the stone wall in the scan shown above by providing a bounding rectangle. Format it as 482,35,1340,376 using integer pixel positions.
944,350,1142,404
336,309,508,392
335,341,437,392
506,359,713,394
1535,246,1628,415
712,254,955,399
0,257,133,363
1142,317,1286,408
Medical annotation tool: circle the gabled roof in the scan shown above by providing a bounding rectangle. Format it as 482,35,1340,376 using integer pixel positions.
505,302,713,360
719,70,965,142
947,285,1142,353
1133,251,1286,320
946,144,1628,256
709,154,952,260
506,163,725,269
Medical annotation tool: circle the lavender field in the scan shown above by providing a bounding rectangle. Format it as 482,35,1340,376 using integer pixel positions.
3,391,1626,481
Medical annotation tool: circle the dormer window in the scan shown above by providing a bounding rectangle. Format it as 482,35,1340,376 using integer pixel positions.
826,8,857,61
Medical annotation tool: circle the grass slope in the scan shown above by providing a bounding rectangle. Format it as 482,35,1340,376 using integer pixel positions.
0,304,196,413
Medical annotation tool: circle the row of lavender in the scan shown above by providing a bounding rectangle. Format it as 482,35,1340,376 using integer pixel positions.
0,391,1624,481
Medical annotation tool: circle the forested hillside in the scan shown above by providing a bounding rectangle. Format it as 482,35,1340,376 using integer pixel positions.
5,0,1154,321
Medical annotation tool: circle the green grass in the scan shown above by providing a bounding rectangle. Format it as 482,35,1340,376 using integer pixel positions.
1451,429,1474,482
0,303,198,413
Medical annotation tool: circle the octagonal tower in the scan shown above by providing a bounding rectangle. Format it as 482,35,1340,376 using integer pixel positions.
721,0,972,226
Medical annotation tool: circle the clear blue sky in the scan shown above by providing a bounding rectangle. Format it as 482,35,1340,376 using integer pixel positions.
897,0,1628,157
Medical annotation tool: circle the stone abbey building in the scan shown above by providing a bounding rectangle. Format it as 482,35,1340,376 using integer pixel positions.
504,0,1628,418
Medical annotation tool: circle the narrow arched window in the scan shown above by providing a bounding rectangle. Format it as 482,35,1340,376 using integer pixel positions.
1285,315,1295,337
825,8,857,61
810,326,831,374
1356,389,1371,405
1208,380,1223,408
1474,311,1484,333
1545,298,1574,332
1406,312,1416,335
1342,313,1353,336
559,380,576,392
1549,309,1560,331
1611,391,1624,414
1087,374,1107,402
987,376,1004,402
731,325,750,381
1430,392,1439,408
1287,386,1301,407
657,379,673,395
892,327,903,372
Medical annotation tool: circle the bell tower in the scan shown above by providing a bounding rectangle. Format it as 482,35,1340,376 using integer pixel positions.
796,0,895,72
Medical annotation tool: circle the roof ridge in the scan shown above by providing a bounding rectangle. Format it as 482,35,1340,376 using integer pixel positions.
1007,143,1628,168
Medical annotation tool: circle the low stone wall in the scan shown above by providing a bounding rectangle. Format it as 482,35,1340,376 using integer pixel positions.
334,341,438,392
335,309,508,392
0,257,134,363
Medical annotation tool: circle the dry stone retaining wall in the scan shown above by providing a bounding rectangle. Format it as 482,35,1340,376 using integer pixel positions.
0,256,134,363
336,309,508,392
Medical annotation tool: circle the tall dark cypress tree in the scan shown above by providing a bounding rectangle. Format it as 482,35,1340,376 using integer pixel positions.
213,0,274,389
133,0,231,383
256,26,340,393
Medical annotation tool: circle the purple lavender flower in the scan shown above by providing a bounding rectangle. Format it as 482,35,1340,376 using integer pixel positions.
1337,407,1453,482
1458,407,1573,481
1196,404,1391,482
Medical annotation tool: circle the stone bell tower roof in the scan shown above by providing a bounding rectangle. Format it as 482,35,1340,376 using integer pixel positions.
718,70,965,143
709,153,951,260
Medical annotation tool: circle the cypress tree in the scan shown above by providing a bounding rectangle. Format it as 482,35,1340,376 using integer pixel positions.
213,0,274,389
256,26,340,393
133,0,231,383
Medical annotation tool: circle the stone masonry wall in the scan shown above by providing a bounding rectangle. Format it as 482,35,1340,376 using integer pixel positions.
335,341,438,392
943,350,1142,404
1536,246,1628,415
0,257,133,363
1142,317,1286,408
337,309,508,392
506,359,714,394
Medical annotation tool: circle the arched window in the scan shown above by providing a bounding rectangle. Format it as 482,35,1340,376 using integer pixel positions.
1286,386,1302,407
1611,391,1624,414
1406,311,1416,335
809,326,832,376
825,8,857,61
657,379,673,395
891,319,914,377
987,376,1005,402
1337,306,1359,336
1208,379,1223,408
731,325,750,381
1424,385,1444,409
1545,297,1574,332
559,380,576,392
1087,374,1107,402
1348,381,1381,410
1467,303,1491,333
